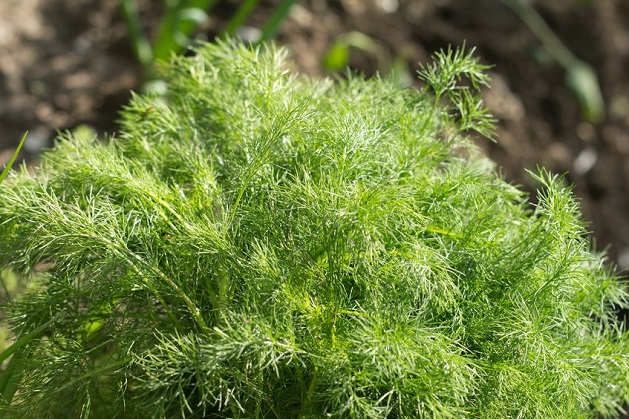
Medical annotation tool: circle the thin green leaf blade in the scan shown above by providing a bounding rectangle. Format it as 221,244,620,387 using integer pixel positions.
0,132,27,185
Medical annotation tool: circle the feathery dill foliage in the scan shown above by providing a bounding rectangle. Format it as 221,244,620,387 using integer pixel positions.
0,40,628,418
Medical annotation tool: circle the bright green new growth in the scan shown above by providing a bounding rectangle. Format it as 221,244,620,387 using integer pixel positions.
0,40,628,418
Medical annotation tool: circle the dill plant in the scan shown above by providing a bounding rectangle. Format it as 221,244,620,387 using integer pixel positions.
0,40,628,418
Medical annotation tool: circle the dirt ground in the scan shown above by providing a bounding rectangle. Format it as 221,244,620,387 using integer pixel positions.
1,0,629,274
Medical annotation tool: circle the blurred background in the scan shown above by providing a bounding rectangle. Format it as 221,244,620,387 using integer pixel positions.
1,0,628,273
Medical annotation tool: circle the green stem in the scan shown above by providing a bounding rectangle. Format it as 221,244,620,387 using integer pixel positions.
118,243,209,331
51,358,128,396
0,274,11,303
79,233,209,332
297,366,318,418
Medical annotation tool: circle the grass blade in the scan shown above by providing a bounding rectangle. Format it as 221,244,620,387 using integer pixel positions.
120,0,154,70
223,0,261,37
153,0,218,61
0,132,27,185
258,0,296,43
0,315,59,405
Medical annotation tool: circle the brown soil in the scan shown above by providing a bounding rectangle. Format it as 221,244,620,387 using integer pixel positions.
2,0,629,271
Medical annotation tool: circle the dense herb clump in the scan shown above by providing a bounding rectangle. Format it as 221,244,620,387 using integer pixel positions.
0,40,628,418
